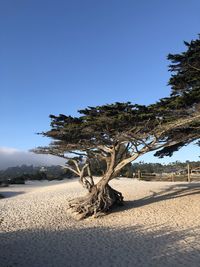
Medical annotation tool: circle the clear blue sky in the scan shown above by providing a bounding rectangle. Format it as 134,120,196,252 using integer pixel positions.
0,0,199,163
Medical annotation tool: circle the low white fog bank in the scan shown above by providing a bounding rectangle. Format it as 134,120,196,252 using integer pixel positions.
0,147,66,170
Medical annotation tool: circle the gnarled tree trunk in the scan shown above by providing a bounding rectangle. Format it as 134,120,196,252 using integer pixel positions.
69,174,123,219
68,145,134,219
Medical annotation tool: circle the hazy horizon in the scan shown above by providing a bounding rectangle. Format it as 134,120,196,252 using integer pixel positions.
0,147,66,170
0,143,199,170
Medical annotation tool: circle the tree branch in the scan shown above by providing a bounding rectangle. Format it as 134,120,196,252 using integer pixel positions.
72,159,81,173
187,62,200,71
60,165,80,176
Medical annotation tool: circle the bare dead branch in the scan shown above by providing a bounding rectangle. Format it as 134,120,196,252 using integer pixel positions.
60,165,80,176
72,160,81,173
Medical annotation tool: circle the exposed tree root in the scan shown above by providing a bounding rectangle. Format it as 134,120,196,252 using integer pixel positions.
68,184,124,219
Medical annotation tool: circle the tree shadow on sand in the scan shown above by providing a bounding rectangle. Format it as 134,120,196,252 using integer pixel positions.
112,182,200,213
0,191,25,199
1,225,200,267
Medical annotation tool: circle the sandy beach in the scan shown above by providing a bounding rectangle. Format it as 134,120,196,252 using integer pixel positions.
0,178,200,267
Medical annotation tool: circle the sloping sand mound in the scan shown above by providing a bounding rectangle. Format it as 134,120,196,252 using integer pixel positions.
0,178,200,267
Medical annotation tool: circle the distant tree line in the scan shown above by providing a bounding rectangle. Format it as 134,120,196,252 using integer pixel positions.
90,160,200,176
0,160,199,185
0,165,74,185
132,161,200,174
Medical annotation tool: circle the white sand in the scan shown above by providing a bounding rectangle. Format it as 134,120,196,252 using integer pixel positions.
0,178,200,267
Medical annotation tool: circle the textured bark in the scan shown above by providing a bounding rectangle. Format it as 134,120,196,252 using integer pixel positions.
68,147,124,219
68,180,123,219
